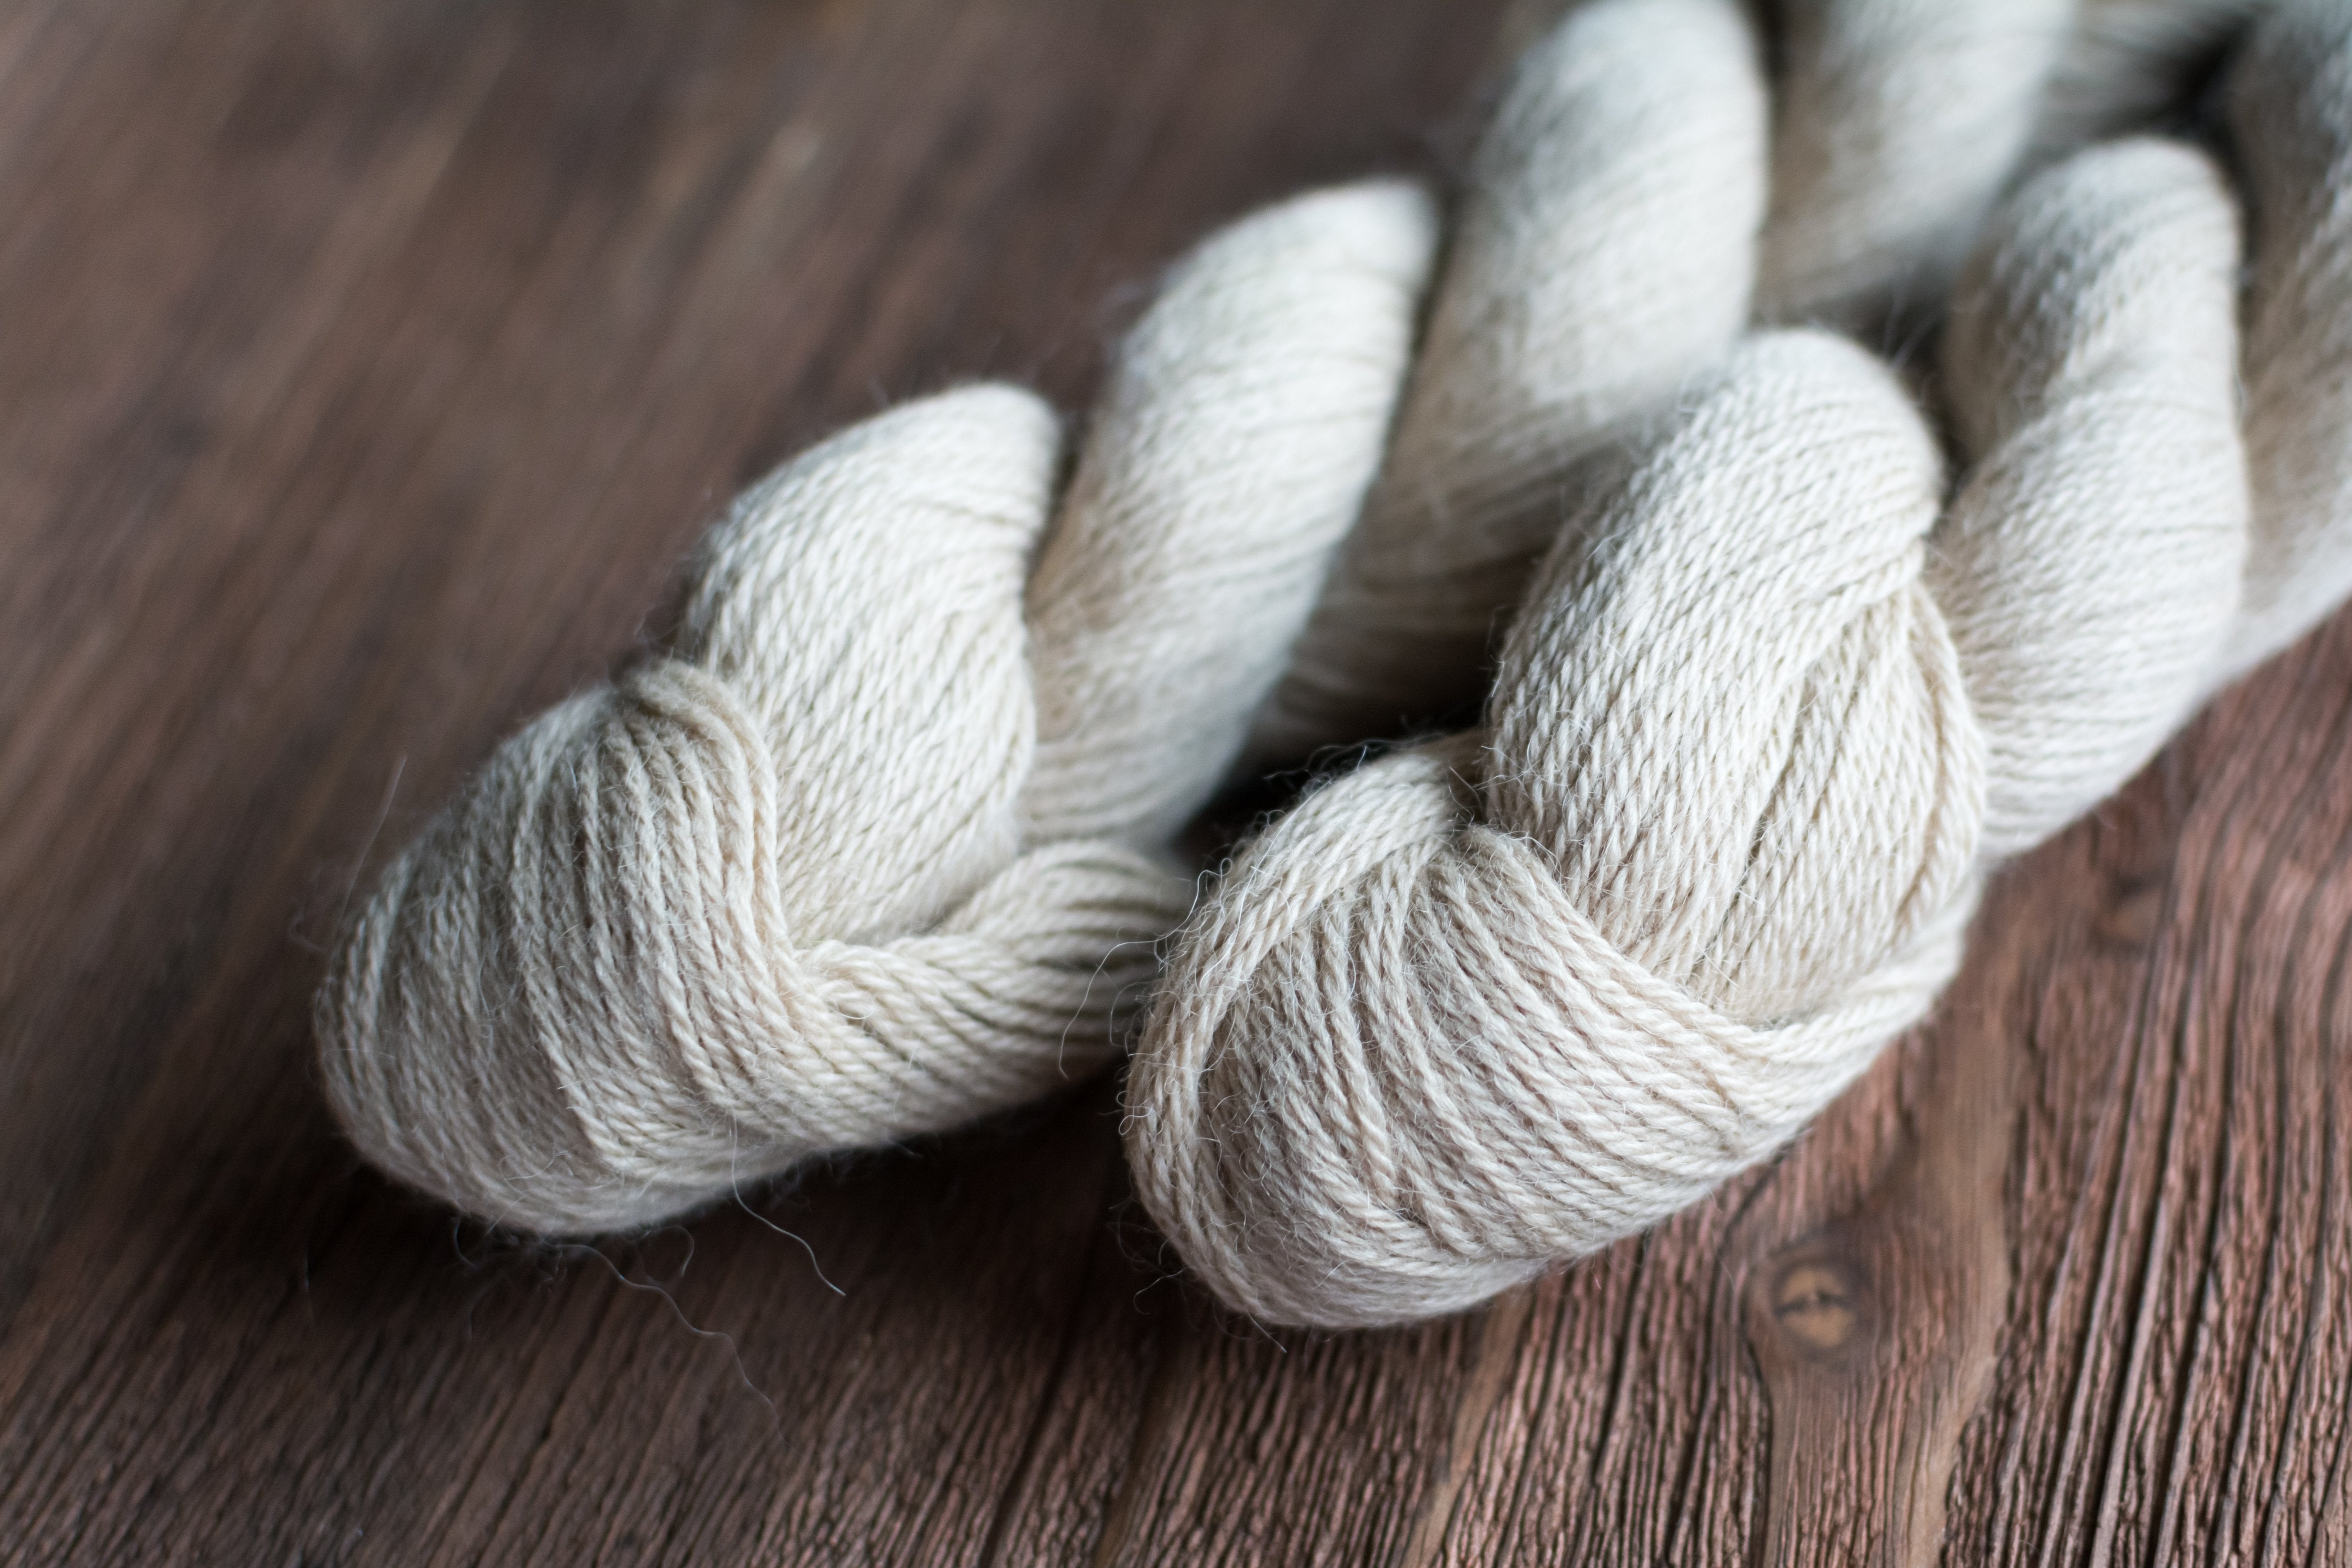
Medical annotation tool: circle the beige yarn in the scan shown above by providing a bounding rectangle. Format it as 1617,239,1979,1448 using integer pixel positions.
1255,0,2284,759
1246,0,1765,761
319,0,2338,1256
319,183,1436,1231
1127,0,2352,1329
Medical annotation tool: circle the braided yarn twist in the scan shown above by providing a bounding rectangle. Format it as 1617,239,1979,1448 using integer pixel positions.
317,0,2335,1256
1254,0,2280,756
1126,0,2352,1327
319,185,1438,1230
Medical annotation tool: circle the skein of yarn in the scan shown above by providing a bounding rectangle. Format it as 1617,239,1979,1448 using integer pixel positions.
318,0,2309,1244
318,184,1437,1231
1125,0,2352,1329
1252,0,2281,759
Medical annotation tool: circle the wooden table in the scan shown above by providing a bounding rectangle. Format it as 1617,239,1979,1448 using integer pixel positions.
3,1,2347,1561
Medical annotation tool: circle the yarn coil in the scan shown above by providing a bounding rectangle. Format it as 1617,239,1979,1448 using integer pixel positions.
316,0,2349,1316
1253,0,2276,756
1127,0,2352,1327
320,186,1438,1230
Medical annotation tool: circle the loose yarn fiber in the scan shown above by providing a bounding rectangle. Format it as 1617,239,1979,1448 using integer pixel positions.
1127,0,2352,1328
318,0,2343,1297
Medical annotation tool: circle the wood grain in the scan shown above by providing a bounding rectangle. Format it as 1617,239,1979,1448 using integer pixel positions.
0,2,2345,1563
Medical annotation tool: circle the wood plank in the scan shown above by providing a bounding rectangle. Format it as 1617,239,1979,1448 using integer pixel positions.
0,2,1508,1563
2,2,2348,1563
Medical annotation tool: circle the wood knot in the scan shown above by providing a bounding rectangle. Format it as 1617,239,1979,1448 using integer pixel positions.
2094,872,2166,949
1769,1258,1862,1354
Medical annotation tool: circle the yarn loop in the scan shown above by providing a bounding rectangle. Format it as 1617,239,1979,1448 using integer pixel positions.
321,186,1436,1230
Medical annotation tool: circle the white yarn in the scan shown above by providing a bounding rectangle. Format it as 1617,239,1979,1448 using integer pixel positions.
319,0,2339,1266
318,184,1435,1232
1756,0,2075,325
1250,0,1765,759
2220,0,2352,677
1933,136,2245,854
1257,0,2281,759
1127,0,2352,1329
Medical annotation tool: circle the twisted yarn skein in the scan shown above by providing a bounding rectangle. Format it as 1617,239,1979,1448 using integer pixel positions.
318,0,2309,1243
1254,0,2282,759
1126,0,2352,1329
319,184,1437,1231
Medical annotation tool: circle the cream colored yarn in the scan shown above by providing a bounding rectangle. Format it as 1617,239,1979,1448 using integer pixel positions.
1254,0,2283,759
1127,0,2352,1329
320,0,2328,1249
319,184,1437,1231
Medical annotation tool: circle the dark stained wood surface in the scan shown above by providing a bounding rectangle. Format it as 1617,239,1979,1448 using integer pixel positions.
1,2,2347,1562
